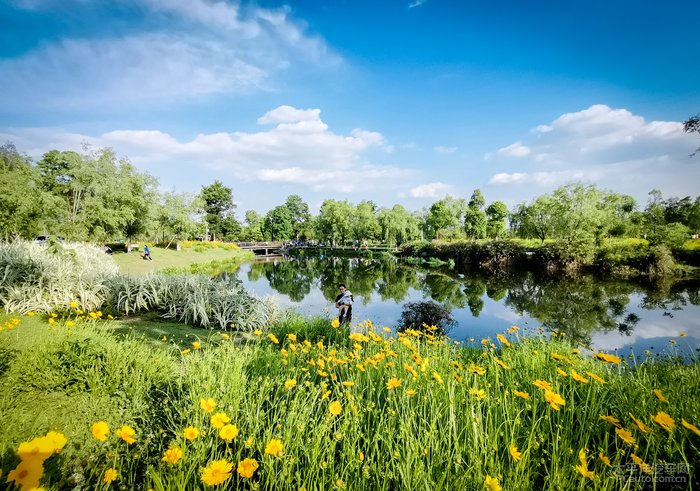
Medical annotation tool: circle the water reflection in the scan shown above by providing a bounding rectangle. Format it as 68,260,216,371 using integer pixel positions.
238,256,700,353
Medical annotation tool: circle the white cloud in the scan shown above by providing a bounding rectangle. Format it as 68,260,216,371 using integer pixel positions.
486,105,700,199
408,0,426,8
409,182,453,198
0,1,335,110
1,105,412,193
496,141,531,157
434,145,458,154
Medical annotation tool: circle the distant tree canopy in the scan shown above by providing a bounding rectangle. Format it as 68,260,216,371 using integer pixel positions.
684,113,700,157
1,141,697,248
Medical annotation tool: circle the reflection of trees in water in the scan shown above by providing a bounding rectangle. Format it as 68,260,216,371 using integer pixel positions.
243,257,699,344
639,278,700,312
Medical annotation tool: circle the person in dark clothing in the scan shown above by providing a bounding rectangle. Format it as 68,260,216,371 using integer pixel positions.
335,283,353,325
143,245,152,260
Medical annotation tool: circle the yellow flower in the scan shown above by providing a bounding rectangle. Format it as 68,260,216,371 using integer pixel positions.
653,389,668,403
629,413,652,434
533,380,552,391
494,357,511,370
598,452,611,467
331,319,340,328
513,390,530,400
509,444,522,462
184,426,200,441
245,437,254,448
484,475,502,491
287,333,297,342
570,370,589,383
116,425,136,444
162,447,183,464
329,400,343,416
682,419,700,436
342,381,354,387
405,389,417,396
679,332,686,337
69,301,78,308
211,412,231,429
653,411,675,432
221,333,230,340
192,341,201,350
6,459,43,490
65,320,74,328
237,458,259,479
468,364,486,375
219,424,239,442
103,467,118,484
265,439,284,457
496,333,510,347
599,415,622,428
91,421,109,442
253,330,263,336
432,371,443,384
543,390,565,410
615,427,636,447
387,377,402,390
594,352,621,364
586,372,606,384
574,449,594,479
201,459,232,486
630,454,653,475
268,334,279,344
181,348,191,355
470,388,486,400
284,379,297,390
200,398,216,413
556,368,568,377
17,437,53,462
162,336,167,341
44,431,67,454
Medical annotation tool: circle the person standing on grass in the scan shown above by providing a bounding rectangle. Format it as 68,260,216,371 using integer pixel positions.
335,283,353,325
143,244,152,260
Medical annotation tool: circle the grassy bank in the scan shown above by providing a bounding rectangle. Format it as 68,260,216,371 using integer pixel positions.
1,312,698,490
112,244,254,275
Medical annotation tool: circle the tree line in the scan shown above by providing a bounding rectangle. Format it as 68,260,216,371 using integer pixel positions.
1,142,698,248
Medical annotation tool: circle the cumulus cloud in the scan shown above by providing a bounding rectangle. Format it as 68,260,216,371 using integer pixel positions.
409,182,454,198
496,141,531,157
486,105,699,199
0,105,413,193
0,0,335,110
434,145,458,154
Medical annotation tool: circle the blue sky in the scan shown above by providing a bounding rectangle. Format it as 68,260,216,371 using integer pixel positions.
1,0,699,214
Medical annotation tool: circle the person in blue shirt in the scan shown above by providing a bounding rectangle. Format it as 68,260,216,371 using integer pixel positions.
143,245,152,260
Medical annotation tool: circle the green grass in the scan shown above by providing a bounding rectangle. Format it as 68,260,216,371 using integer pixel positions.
1,312,698,490
112,246,253,275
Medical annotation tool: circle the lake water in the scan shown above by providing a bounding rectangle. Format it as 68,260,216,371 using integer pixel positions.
235,255,700,358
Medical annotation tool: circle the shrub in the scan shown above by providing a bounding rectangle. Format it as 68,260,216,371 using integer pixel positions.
397,300,455,336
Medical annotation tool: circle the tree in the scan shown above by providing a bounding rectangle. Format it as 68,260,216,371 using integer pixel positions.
241,210,264,241
200,181,236,241
351,201,381,242
263,206,293,241
316,200,353,244
378,204,420,247
0,143,49,238
684,113,700,157
426,196,467,239
485,201,508,239
464,189,487,239
156,192,203,243
284,195,311,239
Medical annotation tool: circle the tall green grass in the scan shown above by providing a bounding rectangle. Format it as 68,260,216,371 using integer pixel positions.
0,241,276,330
1,313,697,490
